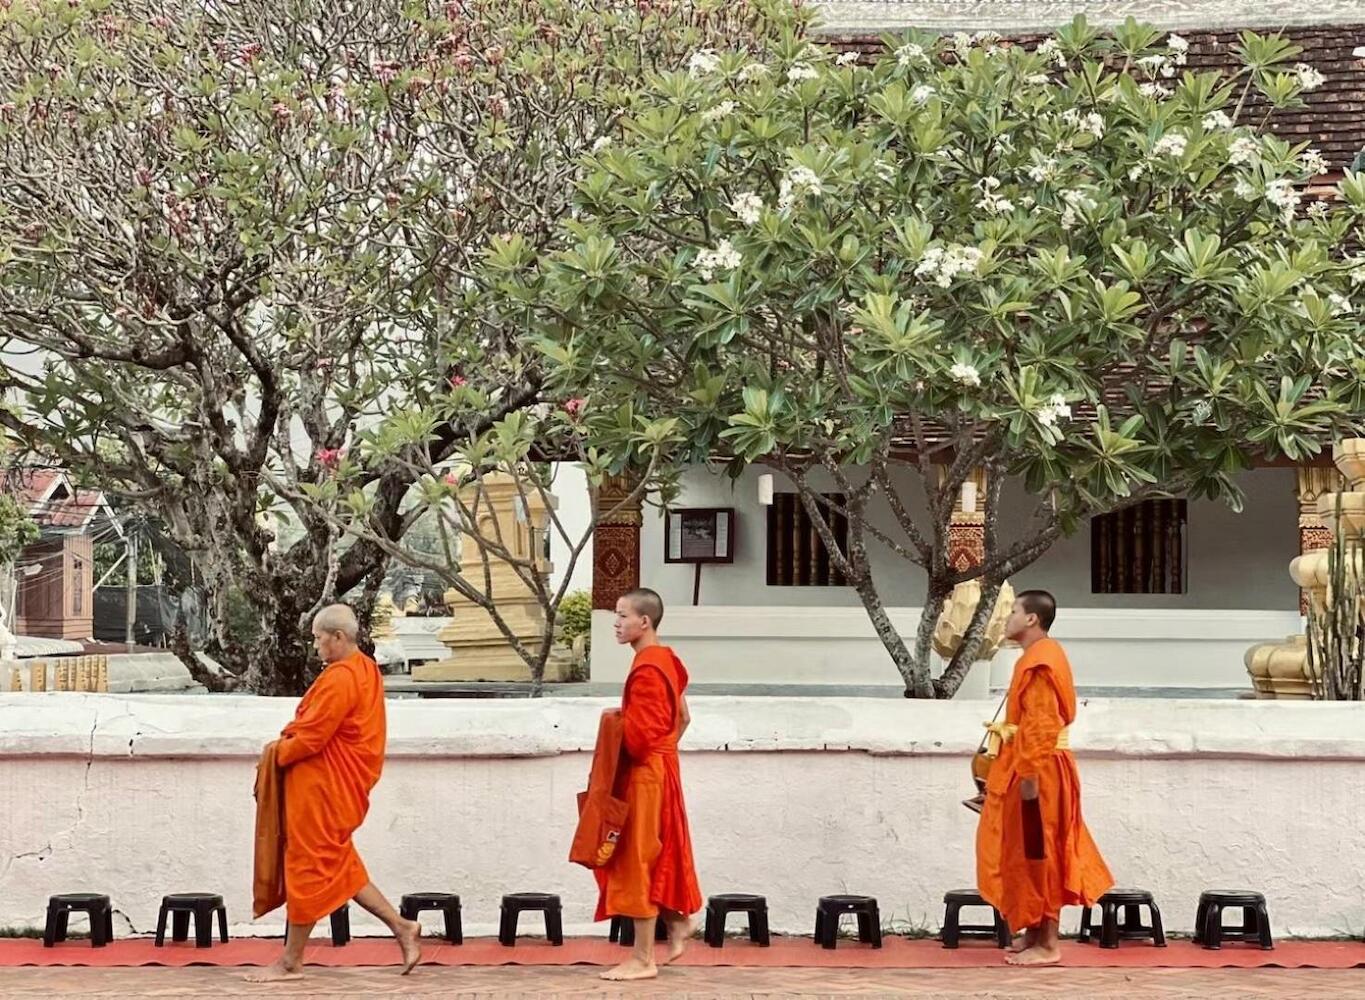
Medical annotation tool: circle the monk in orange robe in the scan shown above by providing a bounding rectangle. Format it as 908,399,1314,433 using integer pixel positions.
976,589,1113,966
596,587,702,981
247,604,421,982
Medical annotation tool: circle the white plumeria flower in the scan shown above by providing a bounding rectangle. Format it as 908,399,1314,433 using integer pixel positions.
915,244,983,288
836,51,860,67
787,62,818,83
777,166,823,210
1036,395,1073,427
688,49,721,77
590,136,612,153
1026,73,1052,86
1036,37,1066,68
1139,82,1172,99
895,43,927,68
738,63,769,82
1153,132,1188,158
1167,34,1190,65
1129,164,1148,181
692,239,741,282
1228,136,1260,165
910,83,936,105
1294,63,1326,91
950,362,982,387
1348,257,1365,285
1027,158,1058,182
1136,54,1169,78
1265,178,1302,221
702,100,736,123
1202,110,1234,130
1301,149,1329,175
1233,178,1256,200
1329,292,1352,315
729,191,764,226
1308,201,1329,219
1061,109,1104,139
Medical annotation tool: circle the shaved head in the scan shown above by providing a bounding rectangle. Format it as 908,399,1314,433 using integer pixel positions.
313,603,359,639
622,588,664,629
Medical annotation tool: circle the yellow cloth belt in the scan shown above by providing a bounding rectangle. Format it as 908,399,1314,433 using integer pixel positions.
983,721,1069,758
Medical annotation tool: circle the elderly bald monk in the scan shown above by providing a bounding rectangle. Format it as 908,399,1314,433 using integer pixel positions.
976,589,1113,967
247,604,421,982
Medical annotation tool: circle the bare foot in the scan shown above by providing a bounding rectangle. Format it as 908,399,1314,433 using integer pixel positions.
663,915,695,964
600,956,659,981
396,919,422,975
1005,944,1061,966
1008,929,1038,953
243,959,303,983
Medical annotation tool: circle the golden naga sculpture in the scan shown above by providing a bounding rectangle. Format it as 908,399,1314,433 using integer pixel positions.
933,578,1016,663
1246,439,1365,698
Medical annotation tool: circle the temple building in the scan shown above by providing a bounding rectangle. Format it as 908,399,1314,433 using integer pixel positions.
586,1,1365,695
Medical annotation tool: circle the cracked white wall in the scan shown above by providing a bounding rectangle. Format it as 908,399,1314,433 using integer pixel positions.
2,693,1363,939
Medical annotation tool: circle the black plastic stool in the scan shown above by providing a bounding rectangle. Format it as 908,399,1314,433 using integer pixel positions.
400,893,463,945
1077,889,1165,948
154,893,228,948
1194,891,1273,950
609,915,670,946
329,904,351,947
43,894,114,948
704,894,770,948
941,889,1009,949
814,895,882,949
499,893,563,946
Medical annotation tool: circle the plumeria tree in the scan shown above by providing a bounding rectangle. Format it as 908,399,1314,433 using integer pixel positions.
0,0,792,693
500,17,1365,697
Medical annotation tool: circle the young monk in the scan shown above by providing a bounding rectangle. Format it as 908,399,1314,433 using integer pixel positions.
976,590,1113,967
247,604,421,983
596,587,702,982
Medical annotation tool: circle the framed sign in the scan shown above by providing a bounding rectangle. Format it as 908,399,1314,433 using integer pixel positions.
664,508,735,565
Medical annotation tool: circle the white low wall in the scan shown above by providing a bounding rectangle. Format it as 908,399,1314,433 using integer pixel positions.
590,607,1301,691
2,693,1363,941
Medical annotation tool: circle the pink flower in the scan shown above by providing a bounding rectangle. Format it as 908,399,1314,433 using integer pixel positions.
135,166,153,187
237,43,262,64
271,101,292,125
449,375,468,389
372,59,400,84
316,448,343,470
444,471,460,486
485,45,505,67
564,397,586,418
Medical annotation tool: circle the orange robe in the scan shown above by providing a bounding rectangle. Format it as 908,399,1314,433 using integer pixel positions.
277,650,386,925
594,645,702,921
976,637,1113,933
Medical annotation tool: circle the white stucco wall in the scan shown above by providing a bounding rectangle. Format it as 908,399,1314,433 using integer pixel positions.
2,693,1363,941
589,606,1302,690
547,463,594,599
611,464,1299,689
640,466,1298,612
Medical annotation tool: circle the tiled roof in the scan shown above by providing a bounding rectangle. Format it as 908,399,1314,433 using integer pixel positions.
811,1,1365,34
6,467,110,532
823,23,1365,170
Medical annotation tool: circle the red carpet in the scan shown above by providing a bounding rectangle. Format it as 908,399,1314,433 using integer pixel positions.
3,936,1362,970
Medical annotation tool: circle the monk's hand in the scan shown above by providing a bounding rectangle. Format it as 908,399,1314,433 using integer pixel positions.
1020,777,1039,801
